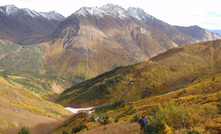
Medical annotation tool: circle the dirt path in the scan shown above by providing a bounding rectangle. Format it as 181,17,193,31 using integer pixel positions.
81,121,140,134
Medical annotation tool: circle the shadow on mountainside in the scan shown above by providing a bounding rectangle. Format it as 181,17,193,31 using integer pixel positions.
32,121,64,134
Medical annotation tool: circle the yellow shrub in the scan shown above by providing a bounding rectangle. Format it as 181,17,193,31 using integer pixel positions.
164,124,174,134
11,121,18,127
158,100,218,131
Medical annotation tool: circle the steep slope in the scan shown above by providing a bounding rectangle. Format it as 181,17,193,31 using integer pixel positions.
0,39,46,72
45,4,181,81
51,57,221,134
127,7,197,46
0,5,65,44
0,70,74,96
57,39,221,107
52,41,221,134
0,75,72,134
175,25,221,42
45,4,220,81
0,39,75,96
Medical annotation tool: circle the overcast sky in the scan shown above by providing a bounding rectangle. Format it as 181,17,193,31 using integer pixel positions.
0,0,221,30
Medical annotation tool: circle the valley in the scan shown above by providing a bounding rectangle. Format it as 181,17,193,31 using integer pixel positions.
0,3,220,134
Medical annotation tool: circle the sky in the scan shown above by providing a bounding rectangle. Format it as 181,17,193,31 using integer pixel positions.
0,0,221,30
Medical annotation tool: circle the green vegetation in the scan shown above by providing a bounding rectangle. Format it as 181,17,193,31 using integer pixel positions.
218,105,221,114
171,67,178,72
50,70,221,134
114,118,119,122
0,43,46,73
17,126,31,134
57,40,221,107
182,128,200,134
130,114,140,122
0,41,20,56
95,99,125,112
178,89,187,95
72,125,85,133
62,131,70,134
103,126,107,130
89,116,96,122
0,70,74,96
145,110,165,134
57,66,130,105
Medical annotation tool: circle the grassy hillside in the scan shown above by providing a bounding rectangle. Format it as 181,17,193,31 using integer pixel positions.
0,39,76,96
0,76,72,134
51,68,221,134
0,70,74,96
57,39,221,107
0,39,76,133
0,40,46,73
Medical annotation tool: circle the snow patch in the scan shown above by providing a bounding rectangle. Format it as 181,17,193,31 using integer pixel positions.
39,11,64,21
0,8,4,13
22,8,40,18
0,5,63,21
65,107,94,114
5,5,19,15
127,7,154,21
73,4,128,19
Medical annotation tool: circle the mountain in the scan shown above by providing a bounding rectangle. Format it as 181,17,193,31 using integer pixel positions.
0,5,65,44
56,39,221,107
1,4,219,81
45,4,203,81
127,7,197,46
52,39,221,134
0,39,75,97
174,25,221,42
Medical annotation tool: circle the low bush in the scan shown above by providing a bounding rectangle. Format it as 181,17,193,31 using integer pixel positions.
218,105,221,114
182,128,200,134
130,114,140,122
144,110,165,134
95,99,125,112
17,126,31,134
72,125,85,133
171,67,177,72
101,115,110,125
62,131,70,134
89,116,95,122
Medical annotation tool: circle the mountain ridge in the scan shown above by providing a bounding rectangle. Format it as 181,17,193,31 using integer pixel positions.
0,5,64,20
175,25,221,42
56,39,221,107
44,4,212,80
1,3,221,81
0,5,65,44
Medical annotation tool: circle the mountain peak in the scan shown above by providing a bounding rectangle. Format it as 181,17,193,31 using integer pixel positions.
72,3,128,19
21,8,40,18
101,3,125,11
39,11,65,21
75,6,106,17
0,5,19,15
0,5,64,21
101,3,127,19
127,7,154,21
